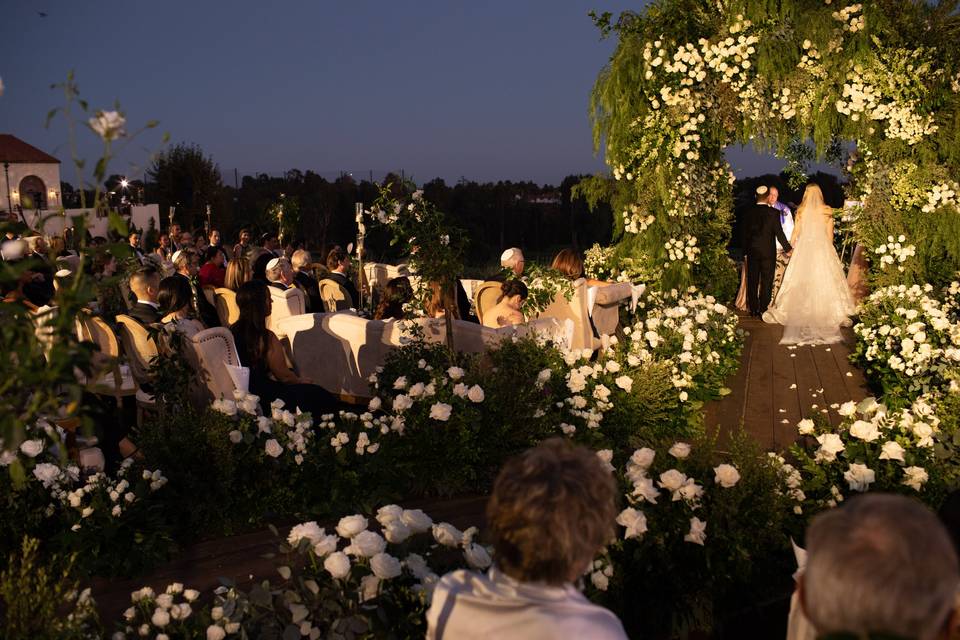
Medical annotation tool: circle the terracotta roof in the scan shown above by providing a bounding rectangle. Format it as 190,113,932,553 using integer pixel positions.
0,134,60,164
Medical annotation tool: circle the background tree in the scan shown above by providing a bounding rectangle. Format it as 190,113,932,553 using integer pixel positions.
147,143,224,233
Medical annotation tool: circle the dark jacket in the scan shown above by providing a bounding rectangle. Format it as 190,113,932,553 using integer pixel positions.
173,272,219,328
129,301,162,326
294,271,322,313
742,204,792,258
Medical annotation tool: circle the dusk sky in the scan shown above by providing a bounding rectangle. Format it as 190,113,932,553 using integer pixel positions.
1,1,821,187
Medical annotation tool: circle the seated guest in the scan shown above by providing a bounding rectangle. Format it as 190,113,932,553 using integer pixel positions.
426,280,460,319
481,279,527,328
224,257,252,291
154,233,173,261
22,236,54,306
158,276,204,339
427,438,626,640
552,248,610,288
291,249,321,312
251,250,272,282
198,246,226,288
324,246,359,308
128,266,162,325
128,231,145,263
173,249,219,328
488,247,525,281
178,230,194,249
800,494,960,640
373,277,413,320
265,256,295,291
230,281,336,415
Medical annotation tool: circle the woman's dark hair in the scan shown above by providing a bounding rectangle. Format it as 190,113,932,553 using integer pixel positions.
203,245,222,263
251,252,273,281
426,280,460,319
157,275,192,315
231,280,271,364
374,276,413,320
500,279,528,302
326,246,348,271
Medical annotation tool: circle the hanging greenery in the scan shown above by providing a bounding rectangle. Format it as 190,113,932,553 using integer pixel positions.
590,0,960,295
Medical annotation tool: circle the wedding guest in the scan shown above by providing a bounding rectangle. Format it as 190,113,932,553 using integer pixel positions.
154,233,173,261
260,232,280,258
799,494,960,639
488,247,525,281
426,280,460,319
22,236,54,306
198,246,226,288
157,275,204,339
224,257,252,291
128,231,145,263
173,248,219,327
251,250,272,282
551,248,611,287
325,247,359,308
128,266,162,326
373,277,413,320
178,230,194,249
767,186,794,300
481,279,526,328
208,229,230,264
230,280,336,415
427,438,627,640
234,227,254,262
265,257,295,291
169,223,182,250
291,249,321,312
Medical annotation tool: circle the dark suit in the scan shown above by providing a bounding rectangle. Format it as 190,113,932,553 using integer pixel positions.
294,271,322,313
173,272,219,328
742,203,792,315
129,301,162,326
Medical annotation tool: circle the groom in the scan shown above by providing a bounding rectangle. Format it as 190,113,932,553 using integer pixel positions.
743,186,792,317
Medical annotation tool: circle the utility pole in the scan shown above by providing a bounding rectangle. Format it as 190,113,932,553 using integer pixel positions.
3,162,11,214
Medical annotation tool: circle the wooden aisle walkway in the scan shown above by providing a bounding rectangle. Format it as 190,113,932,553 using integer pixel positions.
705,312,872,451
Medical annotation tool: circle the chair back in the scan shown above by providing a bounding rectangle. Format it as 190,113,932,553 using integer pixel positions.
319,278,353,312
383,317,501,353
591,282,634,337
115,314,159,385
536,279,598,352
473,281,503,325
214,288,240,327
189,327,241,404
202,286,216,307
78,314,121,358
267,286,306,335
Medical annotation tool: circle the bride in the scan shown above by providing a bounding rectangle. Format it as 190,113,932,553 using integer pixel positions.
762,184,856,344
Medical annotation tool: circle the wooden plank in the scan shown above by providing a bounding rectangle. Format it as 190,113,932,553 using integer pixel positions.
740,318,777,450
771,339,803,451
792,345,824,422
810,344,856,427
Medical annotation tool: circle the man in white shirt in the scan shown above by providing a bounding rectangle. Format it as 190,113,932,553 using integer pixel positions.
426,439,628,640
768,186,794,299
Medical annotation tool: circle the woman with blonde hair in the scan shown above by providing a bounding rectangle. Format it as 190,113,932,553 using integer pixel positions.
762,183,855,344
224,257,252,291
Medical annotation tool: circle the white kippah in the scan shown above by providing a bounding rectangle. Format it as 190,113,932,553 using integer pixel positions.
266,257,281,271
501,248,515,263
756,185,769,196
171,249,183,264
55,269,72,278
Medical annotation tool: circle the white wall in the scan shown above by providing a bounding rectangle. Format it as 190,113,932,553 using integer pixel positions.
0,162,63,211
37,204,160,239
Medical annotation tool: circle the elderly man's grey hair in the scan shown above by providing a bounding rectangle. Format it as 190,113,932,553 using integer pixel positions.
290,249,311,271
802,493,959,640
500,247,524,270
266,257,291,283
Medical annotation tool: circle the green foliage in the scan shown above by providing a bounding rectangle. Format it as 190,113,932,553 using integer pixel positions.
148,142,224,232
0,538,101,640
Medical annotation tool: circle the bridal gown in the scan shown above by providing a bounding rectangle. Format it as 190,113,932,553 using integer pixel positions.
762,207,856,345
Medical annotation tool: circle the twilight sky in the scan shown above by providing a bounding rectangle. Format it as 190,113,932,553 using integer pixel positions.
1,1,822,186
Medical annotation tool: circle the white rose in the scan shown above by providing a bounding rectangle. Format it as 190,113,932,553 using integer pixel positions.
536,369,552,387
376,504,403,525
464,543,492,569
213,399,237,416
264,439,283,458
401,509,433,533
257,417,272,434
370,552,402,579
595,449,615,473
843,463,876,492
404,552,431,579
659,469,687,492
408,382,425,398
433,522,463,547
630,447,656,469
838,401,858,417
392,395,413,412
156,594,174,610
467,385,485,403
206,625,226,640
591,571,609,591
684,517,707,545
447,366,465,380
393,376,408,390
815,433,846,462
312,534,339,557
19,439,44,458
359,575,380,603
384,521,412,544
668,442,691,459
615,375,633,392
32,463,60,488
287,521,325,547
183,589,200,602
797,419,815,435
323,551,351,579
228,430,243,444
616,507,648,539
605,360,621,373
89,110,126,140
336,514,369,538
713,463,740,488
368,397,382,412
429,402,452,421
151,608,171,628
346,530,386,557
879,441,906,463
849,420,880,442
902,466,928,491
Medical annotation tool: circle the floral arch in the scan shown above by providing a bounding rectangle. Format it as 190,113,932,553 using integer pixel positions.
588,0,960,297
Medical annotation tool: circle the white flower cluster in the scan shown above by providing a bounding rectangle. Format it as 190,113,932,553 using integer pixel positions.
116,582,202,640
835,64,938,144
559,349,622,432
212,389,261,417
921,181,959,214
622,204,656,234
89,110,126,141
664,235,700,264
583,243,616,280
832,3,865,33
873,235,916,271
797,39,823,75
767,452,805,514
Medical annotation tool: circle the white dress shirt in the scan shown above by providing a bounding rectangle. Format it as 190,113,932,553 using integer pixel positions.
426,567,628,640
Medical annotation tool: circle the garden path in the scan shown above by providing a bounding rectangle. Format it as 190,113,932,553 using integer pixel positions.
89,494,488,626
705,312,871,451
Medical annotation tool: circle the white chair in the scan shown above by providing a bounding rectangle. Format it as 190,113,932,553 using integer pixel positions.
473,281,503,326
189,327,242,404
382,317,502,353
267,286,306,335
319,278,354,312
214,288,240,327
536,279,601,352
590,282,635,337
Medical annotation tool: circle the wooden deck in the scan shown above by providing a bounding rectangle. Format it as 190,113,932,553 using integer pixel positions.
705,312,872,451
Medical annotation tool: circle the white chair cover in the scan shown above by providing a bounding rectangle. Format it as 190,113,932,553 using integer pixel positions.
536,279,600,352
267,286,306,335
189,327,242,403
591,282,634,337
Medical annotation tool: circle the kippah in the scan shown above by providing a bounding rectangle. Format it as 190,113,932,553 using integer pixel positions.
756,185,769,196
501,248,515,262
171,250,183,263
266,257,281,271
55,269,72,278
